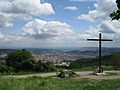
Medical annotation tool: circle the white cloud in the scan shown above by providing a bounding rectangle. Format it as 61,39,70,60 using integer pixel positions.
0,0,55,28
75,0,120,47
77,0,120,39
21,19,93,47
0,22,13,28
0,33,4,39
23,19,74,39
79,21,120,47
70,0,97,2
99,20,120,34
77,0,117,22
64,6,78,10
0,0,120,48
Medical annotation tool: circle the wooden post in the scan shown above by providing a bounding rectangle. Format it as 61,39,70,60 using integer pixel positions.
87,33,113,73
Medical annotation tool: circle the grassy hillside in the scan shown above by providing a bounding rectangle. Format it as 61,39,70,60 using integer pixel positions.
0,77,120,90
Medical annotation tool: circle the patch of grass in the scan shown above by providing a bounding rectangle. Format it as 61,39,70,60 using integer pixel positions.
72,66,115,72
103,66,114,70
0,77,120,90
72,67,94,71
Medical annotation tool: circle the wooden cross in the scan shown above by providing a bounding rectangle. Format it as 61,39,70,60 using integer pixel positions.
87,33,113,73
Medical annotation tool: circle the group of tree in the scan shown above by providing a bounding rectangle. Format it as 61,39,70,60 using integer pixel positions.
0,49,56,73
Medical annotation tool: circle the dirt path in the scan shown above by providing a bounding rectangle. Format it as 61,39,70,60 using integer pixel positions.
1,71,120,80
75,71,120,80
1,72,57,78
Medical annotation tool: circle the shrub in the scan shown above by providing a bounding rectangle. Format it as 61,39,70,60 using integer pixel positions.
57,70,76,78
0,65,14,73
6,49,36,72
33,61,56,72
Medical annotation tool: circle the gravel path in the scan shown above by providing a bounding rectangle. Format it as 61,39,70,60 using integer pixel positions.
1,71,120,80
1,72,57,78
75,71,120,80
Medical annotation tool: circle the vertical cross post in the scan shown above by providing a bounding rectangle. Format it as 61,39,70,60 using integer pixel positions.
99,33,101,73
87,33,113,73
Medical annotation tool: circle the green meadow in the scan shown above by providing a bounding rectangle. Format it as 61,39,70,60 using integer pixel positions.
0,77,120,90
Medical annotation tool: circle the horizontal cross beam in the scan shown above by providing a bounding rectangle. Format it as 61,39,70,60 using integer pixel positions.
87,33,113,73
87,39,113,41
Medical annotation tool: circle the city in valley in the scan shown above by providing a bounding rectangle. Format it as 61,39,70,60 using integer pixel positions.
0,47,120,65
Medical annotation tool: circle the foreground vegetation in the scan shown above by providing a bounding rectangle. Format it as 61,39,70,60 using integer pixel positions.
0,77,120,90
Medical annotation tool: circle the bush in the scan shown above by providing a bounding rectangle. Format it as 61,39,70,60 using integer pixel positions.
102,66,114,70
33,61,56,72
0,65,14,73
111,53,120,70
57,71,66,78
57,70,76,78
69,58,97,69
6,49,36,72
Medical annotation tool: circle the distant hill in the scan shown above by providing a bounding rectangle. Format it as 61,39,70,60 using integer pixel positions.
0,49,16,55
0,47,120,58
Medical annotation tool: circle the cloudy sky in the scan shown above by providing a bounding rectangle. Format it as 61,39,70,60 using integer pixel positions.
0,0,119,48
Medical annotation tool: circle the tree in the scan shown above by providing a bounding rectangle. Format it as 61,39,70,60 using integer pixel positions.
110,0,120,20
6,49,35,72
33,61,56,72
111,53,120,70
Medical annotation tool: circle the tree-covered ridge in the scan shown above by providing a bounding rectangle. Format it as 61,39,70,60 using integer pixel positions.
69,52,120,70
110,0,120,20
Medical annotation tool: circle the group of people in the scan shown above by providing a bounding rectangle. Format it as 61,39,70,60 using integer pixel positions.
93,66,103,75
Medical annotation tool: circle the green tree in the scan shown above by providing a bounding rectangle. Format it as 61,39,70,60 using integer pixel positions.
110,0,120,20
6,49,35,72
33,61,56,72
111,53,120,70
